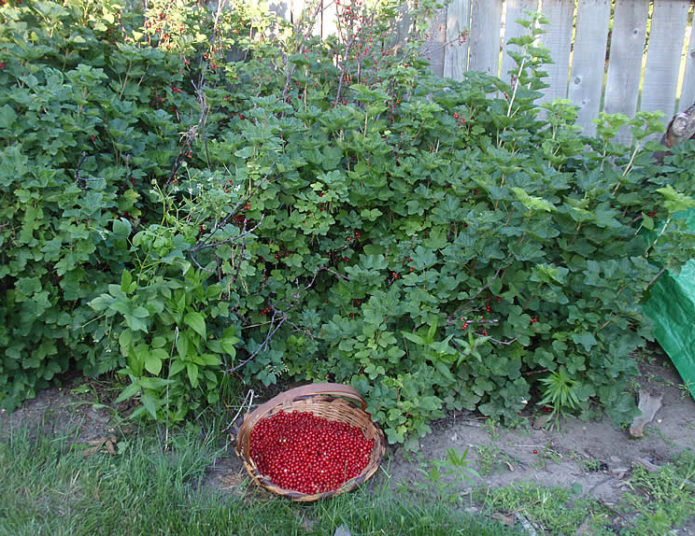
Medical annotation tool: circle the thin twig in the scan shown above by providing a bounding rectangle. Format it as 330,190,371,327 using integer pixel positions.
223,262,351,373
187,214,265,254
647,265,668,288
225,310,287,374
487,335,520,346
74,152,88,188
225,388,256,432
597,497,631,523
321,266,350,281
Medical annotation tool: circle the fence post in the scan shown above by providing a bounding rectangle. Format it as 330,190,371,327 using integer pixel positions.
468,0,503,76
567,0,611,136
443,0,471,80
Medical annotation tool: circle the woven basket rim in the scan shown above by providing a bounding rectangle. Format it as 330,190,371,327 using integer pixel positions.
233,384,385,502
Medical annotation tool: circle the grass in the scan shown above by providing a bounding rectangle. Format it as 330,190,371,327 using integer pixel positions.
0,426,521,536
474,449,695,536
3,379,694,536
621,452,695,535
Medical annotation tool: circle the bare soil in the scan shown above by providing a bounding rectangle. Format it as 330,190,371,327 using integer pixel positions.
389,357,695,502
2,354,694,534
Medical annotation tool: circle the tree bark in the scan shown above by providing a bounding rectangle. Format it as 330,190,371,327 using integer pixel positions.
662,102,695,149
653,102,695,163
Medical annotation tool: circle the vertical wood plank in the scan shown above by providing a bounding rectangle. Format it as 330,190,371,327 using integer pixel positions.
443,0,472,79
678,9,695,111
538,0,574,103
567,0,611,135
291,0,305,26
641,0,690,118
268,0,292,23
468,0,503,76
426,8,448,77
394,1,413,57
500,0,540,82
321,0,338,38
290,0,321,37
603,0,649,143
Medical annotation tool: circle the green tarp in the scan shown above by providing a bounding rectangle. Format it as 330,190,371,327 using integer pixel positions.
644,260,695,399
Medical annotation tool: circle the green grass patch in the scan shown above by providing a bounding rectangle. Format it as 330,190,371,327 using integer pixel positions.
0,428,519,536
621,450,695,535
475,449,695,535
476,481,602,535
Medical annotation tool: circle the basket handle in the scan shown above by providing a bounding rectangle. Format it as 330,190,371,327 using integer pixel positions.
252,382,367,418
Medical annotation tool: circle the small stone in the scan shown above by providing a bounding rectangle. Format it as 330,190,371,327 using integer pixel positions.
629,390,663,437
334,525,352,536
635,457,661,473
611,467,629,479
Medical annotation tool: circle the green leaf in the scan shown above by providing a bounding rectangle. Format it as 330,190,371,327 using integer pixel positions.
121,269,133,293
512,187,556,212
234,146,254,159
402,332,425,345
184,311,206,338
571,332,597,352
115,382,140,403
220,337,238,356
198,353,221,366
140,393,158,419
144,349,168,375
113,218,132,239
187,363,199,387
434,361,456,382
657,185,695,214
170,359,186,376
642,214,654,231
90,294,114,312
0,104,18,129
176,332,189,360
151,336,167,349
118,329,133,355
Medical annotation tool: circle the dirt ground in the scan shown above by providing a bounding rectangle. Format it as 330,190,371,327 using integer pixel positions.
390,356,695,498
2,353,694,534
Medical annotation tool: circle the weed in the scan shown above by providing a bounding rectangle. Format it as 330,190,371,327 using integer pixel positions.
581,458,607,473
475,444,510,476
620,451,695,535
476,482,608,535
484,418,501,442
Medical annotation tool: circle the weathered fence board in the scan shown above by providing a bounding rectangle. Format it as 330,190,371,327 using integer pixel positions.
443,0,471,78
321,0,337,38
537,0,573,104
426,9,449,77
568,0,612,135
266,0,695,133
290,0,305,25
678,10,695,111
468,0,503,76
500,0,540,82
641,0,691,116
604,1,650,119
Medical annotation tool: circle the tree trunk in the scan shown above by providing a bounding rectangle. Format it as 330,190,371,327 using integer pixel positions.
662,102,695,149
653,102,695,163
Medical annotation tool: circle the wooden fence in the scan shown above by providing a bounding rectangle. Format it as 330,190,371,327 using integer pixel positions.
271,0,695,136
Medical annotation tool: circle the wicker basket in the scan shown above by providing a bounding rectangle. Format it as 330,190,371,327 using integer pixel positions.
234,383,385,502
